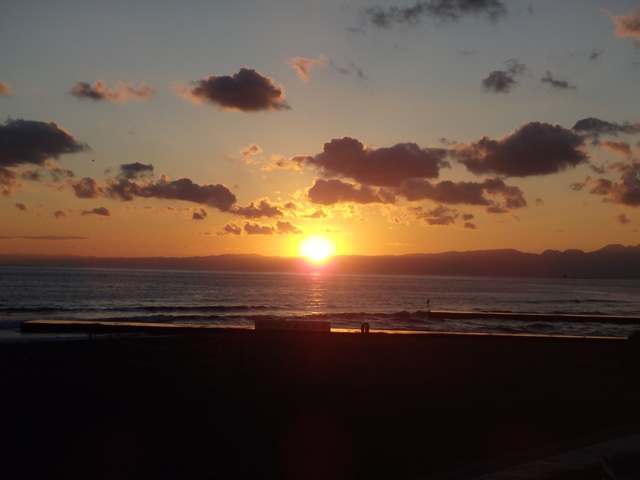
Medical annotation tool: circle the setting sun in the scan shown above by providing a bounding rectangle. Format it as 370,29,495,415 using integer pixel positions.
298,235,336,262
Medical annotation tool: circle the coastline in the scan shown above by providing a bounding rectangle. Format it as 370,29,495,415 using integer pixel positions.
3,327,640,479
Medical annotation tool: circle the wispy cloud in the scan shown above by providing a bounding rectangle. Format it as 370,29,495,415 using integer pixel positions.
69,80,156,102
481,59,527,94
541,71,576,90
362,0,507,28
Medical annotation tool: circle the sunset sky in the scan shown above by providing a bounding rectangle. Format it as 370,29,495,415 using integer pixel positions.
2,0,640,258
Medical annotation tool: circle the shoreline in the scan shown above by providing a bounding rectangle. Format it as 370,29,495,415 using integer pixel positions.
3,328,640,478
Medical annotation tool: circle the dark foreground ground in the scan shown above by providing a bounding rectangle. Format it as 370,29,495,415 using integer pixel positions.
2,329,640,480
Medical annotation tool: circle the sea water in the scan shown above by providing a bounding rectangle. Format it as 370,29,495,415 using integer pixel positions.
1,265,640,339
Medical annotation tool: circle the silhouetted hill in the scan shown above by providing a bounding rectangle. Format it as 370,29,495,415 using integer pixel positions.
2,244,640,278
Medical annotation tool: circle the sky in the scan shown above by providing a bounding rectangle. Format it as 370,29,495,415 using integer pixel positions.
1,0,640,259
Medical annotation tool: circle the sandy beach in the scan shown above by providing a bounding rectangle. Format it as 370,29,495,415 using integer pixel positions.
3,327,640,479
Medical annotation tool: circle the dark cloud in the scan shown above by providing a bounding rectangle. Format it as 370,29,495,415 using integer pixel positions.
451,122,588,177
0,119,90,168
69,80,155,102
589,49,604,60
21,170,41,182
70,177,103,199
230,199,283,218
585,161,640,207
81,207,110,216
176,67,290,112
54,210,66,219
244,223,275,235
15,203,27,211
363,0,507,28
407,204,457,226
611,7,640,40
217,223,242,236
118,162,154,180
481,59,527,94
308,178,396,205
275,221,303,235
0,81,11,96
300,137,449,187
0,167,17,196
572,117,640,142
398,177,525,210
233,221,304,236
615,213,631,225
46,163,75,182
541,71,576,90
192,208,207,220
105,175,237,212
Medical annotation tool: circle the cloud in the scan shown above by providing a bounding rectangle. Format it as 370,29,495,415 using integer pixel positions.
70,177,103,199
585,161,640,207
240,143,262,158
610,7,640,40
407,204,457,226
261,154,303,171
192,208,207,220
307,178,396,205
615,213,631,225
451,122,588,177
589,49,604,60
217,222,243,236
0,81,11,96
481,59,527,94
299,137,449,186
275,221,303,234
105,175,237,212
69,80,155,102
288,55,329,81
117,162,154,180
397,177,526,209
244,223,274,235
601,140,632,158
0,168,17,196
363,0,507,28
572,117,640,142
0,119,89,195
541,71,576,90
81,207,110,216
229,199,283,218
240,221,302,235
44,161,75,182
174,67,290,112
0,119,90,168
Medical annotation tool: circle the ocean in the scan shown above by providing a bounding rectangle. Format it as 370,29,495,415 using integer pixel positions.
2,265,640,340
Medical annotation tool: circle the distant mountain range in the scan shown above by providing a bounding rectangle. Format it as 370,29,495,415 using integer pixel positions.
3,244,640,278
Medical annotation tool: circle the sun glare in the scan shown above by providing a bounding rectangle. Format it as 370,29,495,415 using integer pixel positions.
299,235,336,262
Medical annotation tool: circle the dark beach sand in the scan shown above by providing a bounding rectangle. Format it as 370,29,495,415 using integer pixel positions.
3,327,640,480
